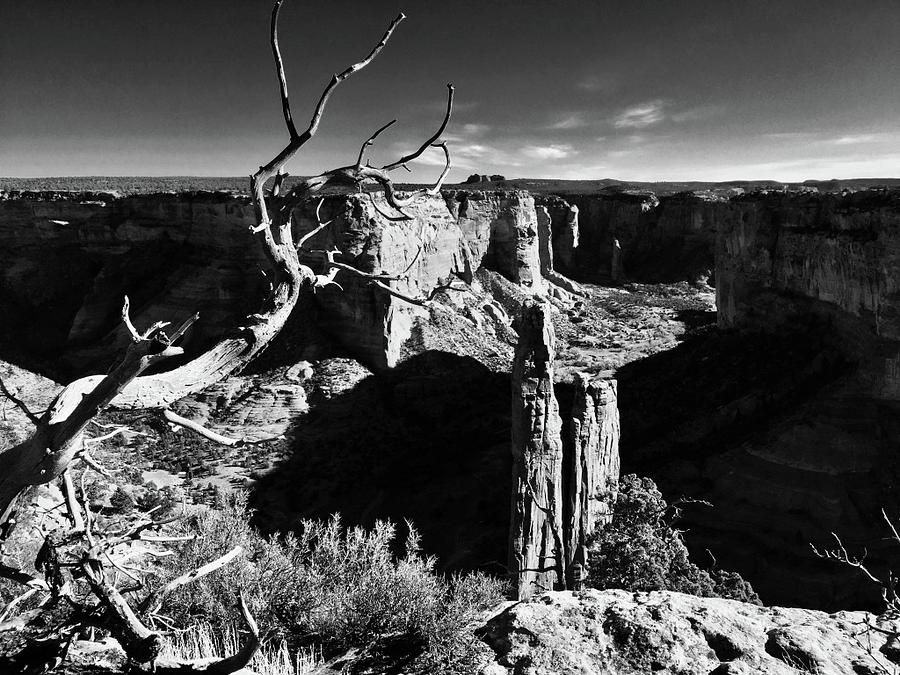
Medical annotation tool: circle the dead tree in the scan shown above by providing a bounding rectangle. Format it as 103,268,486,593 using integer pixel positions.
0,0,455,669
0,464,258,673
0,0,454,529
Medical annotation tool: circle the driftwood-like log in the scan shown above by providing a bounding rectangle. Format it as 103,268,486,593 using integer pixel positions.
0,307,195,522
510,301,565,599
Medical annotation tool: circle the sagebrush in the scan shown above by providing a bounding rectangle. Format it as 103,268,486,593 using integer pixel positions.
160,496,505,672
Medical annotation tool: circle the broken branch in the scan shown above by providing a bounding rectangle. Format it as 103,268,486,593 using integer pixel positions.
382,84,454,171
141,545,243,616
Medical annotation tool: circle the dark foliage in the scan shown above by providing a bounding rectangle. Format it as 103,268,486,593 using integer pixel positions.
588,474,760,604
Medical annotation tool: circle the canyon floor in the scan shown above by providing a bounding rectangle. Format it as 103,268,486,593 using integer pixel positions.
0,281,714,556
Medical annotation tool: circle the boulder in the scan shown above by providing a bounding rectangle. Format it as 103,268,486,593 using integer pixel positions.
478,589,900,674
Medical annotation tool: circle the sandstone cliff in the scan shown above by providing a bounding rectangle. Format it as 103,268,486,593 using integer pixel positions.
622,189,900,610
0,189,551,375
717,189,900,399
537,191,720,283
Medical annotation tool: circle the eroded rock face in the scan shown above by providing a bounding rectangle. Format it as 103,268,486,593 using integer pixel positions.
565,375,619,572
535,205,583,298
510,301,564,599
479,589,899,675
170,373,309,443
444,190,545,294
598,190,900,611
0,190,549,376
0,192,265,377
292,193,466,369
716,190,900,399
539,192,720,283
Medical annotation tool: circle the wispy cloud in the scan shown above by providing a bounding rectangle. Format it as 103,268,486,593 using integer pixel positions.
576,73,619,93
448,143,520,170
442,123,491,145
461,123,490,135
761,131,818,141
412,147,455,167
670,104,725,123
549,113,588,130
759,131,898,147
830,134,880,145
521,144,575,160
614,100,666,128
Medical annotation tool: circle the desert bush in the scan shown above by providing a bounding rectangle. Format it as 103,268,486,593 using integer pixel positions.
160,495,505,669
588,474,760,604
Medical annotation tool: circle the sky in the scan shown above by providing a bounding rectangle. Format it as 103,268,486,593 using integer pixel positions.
2,0,898,182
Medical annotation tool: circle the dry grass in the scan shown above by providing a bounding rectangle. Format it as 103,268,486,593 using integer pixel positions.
160,622,322,675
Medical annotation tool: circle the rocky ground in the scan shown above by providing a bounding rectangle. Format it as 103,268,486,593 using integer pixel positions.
0,280,714,526
478,589,900,675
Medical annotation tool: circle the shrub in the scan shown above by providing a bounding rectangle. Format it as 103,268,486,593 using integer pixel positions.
159,495,505,670
588,474,760,604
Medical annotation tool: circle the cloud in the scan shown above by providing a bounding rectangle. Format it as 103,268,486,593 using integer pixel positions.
830,134,880,145
521,144,575,160
412,147,455,167
614,101,666,129
443,123,491,144
450,143,520,170
576,73,619,93
670,104,725,123
549,113,588,130
761,131,818,140
461,123,491,135
759,131,899,147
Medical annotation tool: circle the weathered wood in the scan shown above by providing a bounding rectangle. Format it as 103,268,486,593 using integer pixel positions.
0,326,188,522
565,374,620,583
510,301,564,599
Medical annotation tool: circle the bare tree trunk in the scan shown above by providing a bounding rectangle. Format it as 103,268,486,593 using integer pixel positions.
0,318,193,522
0,0,456,530
565,374,620,583
510,301,564,599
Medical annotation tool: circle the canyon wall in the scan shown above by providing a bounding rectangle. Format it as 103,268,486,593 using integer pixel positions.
623,189,900,610
538,191,721,283
0,190,545,376
717,190,900,399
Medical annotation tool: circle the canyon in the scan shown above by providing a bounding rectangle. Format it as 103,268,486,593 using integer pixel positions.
1,185,899,615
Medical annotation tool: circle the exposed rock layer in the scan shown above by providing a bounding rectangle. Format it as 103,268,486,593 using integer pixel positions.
623,189,900,610
479,589,899,675
510,301,564,598
0,190,545,376
565,375,619,574
538,191,720,283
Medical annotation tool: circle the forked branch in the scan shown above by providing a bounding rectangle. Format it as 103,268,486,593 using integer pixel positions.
381,84,454,171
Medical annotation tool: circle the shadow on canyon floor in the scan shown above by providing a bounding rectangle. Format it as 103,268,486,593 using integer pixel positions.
249,350,513,577
615,325,900,611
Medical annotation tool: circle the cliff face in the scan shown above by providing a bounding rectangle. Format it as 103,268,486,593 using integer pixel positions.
717,190,900,399
622,189,900,610
0,190,545,376
0,193,265,376
538,192,720,283
444,190,544,293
